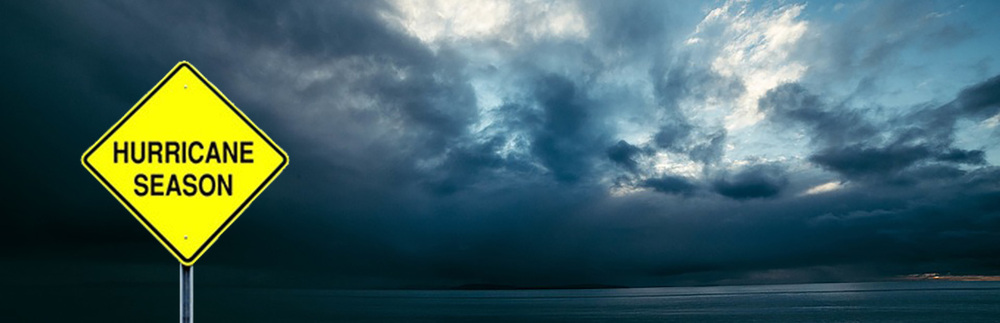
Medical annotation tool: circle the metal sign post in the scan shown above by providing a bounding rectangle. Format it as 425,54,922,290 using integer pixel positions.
181,264,193,323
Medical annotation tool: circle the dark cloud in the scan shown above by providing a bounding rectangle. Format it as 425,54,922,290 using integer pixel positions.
936,148,987,165
425,138,507,195
955,73,1000,118
653,122,693,151
652,60,746,112
711,164,789,200
688,129,727,165
811,144,985,180
759,83,875,146
810,145,985,186
529,74,598,183
647,60,740,165
641,175,697,195
607,140,642,173
763,76,999,182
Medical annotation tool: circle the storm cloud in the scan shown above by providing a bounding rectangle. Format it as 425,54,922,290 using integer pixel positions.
3,0,1000,292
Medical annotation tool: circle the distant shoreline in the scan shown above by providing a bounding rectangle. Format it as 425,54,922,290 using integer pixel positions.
899,273,1000,282
437,277,1000,291
451,283,628,290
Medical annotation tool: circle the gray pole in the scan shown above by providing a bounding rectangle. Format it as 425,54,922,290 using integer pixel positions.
181,264,193,323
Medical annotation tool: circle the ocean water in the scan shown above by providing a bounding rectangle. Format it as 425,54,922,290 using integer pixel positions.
10,281,1000,322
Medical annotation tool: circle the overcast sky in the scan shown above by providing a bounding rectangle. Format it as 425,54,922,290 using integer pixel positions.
3,0,1000,290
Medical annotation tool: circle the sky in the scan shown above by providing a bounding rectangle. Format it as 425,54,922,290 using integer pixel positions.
3,0,1000,292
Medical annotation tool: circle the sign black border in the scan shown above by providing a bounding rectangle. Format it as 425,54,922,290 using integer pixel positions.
82,62,288,264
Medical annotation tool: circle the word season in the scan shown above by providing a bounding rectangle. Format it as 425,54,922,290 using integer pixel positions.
112,141,254,197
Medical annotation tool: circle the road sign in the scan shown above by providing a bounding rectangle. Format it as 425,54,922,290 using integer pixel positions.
82,61,288,266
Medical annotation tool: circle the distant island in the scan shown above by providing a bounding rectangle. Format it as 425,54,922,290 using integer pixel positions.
452,283,628,290
899,273,1000,282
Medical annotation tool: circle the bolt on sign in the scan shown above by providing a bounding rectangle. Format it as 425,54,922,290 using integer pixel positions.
82,61,288,266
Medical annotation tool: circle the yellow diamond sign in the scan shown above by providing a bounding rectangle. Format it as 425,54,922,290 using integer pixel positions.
82,61,288,265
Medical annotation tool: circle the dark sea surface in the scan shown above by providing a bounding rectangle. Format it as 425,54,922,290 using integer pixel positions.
10,281,1000,322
